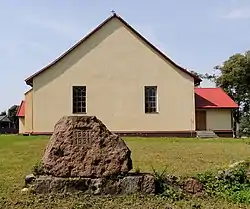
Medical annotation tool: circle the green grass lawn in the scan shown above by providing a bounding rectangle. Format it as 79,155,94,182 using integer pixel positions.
1,135,250,208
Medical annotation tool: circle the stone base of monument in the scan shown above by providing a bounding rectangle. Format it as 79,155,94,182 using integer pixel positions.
24,173,156,195
23,116,156,196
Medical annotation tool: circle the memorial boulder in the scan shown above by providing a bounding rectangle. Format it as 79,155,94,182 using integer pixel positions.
24,116,156,195
43,116,132,177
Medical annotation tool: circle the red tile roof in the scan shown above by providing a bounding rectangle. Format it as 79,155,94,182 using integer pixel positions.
16,101,25,117
195,88,238,109
25,13,201,86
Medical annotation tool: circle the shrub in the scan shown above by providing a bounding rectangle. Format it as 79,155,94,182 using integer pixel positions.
196,160,250,203
151,166,168,194
151,166,185,201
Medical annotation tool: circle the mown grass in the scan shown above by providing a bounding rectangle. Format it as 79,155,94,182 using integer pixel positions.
128,137,250,176
1,135,250,208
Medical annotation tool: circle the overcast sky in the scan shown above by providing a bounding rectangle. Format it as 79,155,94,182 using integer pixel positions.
1,0,250,111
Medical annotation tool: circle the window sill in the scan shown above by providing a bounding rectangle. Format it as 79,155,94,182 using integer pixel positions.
145,112,159,114
72,113,87,114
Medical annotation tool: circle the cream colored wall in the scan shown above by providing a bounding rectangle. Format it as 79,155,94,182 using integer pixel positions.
32,18,195,133
206,109,232,130
25,90,33,132
18,117,25,133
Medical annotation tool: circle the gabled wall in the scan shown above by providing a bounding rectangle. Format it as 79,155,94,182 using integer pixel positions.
32,18,195,133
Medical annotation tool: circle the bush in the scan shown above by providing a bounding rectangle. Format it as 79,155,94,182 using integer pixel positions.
230,189,250,204
239,116,250,137
152,166,185,201
196,160,250,203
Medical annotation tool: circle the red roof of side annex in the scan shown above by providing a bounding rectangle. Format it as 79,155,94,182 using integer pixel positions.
16,101,25,117
195,88,238,109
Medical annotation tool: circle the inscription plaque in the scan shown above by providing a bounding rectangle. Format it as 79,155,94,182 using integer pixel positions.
72,130,92,147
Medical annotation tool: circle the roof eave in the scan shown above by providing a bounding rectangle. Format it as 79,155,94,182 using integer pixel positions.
194,78,202,86
25,80,32,86
196,106,238,109
26,73,202,87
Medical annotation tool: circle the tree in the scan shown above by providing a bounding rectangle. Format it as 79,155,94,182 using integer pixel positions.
190,70,216,82
7,105,19,129
215,52,250,119
240,116,250,136
196,51,250,136
0,111,6,116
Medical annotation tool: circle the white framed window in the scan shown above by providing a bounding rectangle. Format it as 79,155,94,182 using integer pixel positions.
144,86,158,113
72,86,86,114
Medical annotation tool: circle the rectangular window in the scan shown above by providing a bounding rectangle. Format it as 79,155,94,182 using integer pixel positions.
145,86,157,113
72,86,86,114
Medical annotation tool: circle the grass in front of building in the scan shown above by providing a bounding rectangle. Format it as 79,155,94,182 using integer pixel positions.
0,135,250,208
